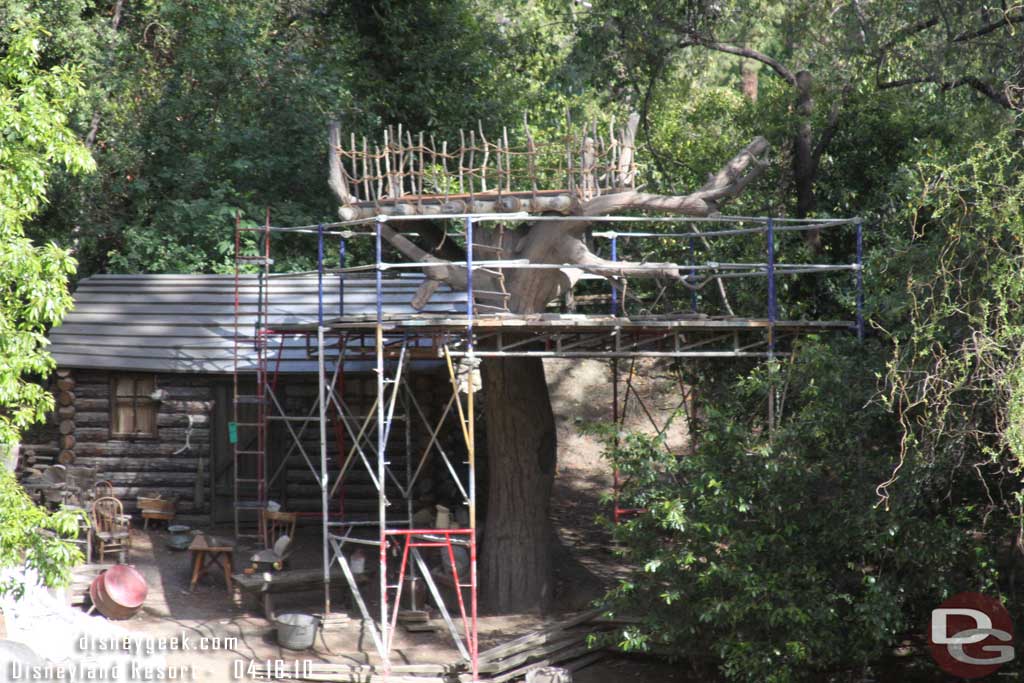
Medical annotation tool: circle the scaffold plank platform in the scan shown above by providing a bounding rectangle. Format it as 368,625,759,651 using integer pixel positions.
277,312,853,333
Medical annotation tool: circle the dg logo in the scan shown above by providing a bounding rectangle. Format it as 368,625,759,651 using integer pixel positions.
929,592,1015,678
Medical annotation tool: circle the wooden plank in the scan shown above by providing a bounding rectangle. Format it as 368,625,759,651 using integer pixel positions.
100,472,208,486
162,386,214,399
478,631,599,675
73,398,109,411
109,485,194,499
477,610,600,664
487,643,593,683
247,659,463,682
72,384,109,399
73,412,109,427
74,428,112,442
156,413,211,427
74,427,211,443
564,651,606,673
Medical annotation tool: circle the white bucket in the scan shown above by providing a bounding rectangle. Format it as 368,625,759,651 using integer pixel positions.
434,505,451,529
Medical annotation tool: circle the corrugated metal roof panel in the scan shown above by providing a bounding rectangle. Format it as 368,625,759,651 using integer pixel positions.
50,274,463,374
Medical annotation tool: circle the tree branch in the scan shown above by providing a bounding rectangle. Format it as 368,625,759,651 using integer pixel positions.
580,136,770,217
952,12,1024,42
327,121,355,204
878,75,1013,109
326,127,770,313
879,16,939,53
638,59,678,181
413,221,467,262
685,40,796,85
84,0,124,149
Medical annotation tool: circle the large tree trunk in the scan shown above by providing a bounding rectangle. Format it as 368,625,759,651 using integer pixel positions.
480,357,556,612
793,69,815,219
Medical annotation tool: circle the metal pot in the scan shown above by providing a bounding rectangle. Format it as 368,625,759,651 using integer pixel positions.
89,565,147,620
275,613,320,650
166,525,192,550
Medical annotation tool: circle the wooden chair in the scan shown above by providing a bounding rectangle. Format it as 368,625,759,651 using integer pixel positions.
253,510,297,570
94,480,114,500
261,509,297,548
91,496,132,563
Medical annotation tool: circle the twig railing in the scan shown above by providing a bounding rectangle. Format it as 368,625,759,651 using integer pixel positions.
331,115,640,207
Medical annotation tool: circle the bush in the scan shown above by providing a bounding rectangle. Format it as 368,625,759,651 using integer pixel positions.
592,339,998,682
0,468,85,598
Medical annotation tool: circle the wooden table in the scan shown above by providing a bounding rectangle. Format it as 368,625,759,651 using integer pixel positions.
188,534,235,592
141,510,175,529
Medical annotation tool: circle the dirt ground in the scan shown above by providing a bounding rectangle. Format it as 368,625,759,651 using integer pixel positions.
547,359,692,682
72,359,689,682
111,528,538,679
108,524,688,682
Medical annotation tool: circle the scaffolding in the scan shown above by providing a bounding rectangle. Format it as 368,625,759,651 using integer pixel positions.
232,211,864,680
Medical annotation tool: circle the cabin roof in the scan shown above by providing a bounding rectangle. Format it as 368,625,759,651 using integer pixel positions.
50,274,463,374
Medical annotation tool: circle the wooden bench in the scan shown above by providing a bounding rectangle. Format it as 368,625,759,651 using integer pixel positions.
232,567,353,618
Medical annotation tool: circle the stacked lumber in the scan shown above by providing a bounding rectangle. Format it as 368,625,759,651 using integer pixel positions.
472,610,610,682
249,610,611,682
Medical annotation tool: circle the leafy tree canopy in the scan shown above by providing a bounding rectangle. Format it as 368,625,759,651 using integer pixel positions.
0,13,93,594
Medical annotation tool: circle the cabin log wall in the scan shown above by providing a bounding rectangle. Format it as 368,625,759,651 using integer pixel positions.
21,369,214,519
20,367,463,526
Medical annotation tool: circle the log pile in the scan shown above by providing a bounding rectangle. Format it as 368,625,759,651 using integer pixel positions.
56,370,77,465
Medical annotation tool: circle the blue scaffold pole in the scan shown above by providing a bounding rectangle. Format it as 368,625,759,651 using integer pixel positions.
855,219,864,341
689,236,697,314
339,235,346,318
317,223,324,327
610,236,618,316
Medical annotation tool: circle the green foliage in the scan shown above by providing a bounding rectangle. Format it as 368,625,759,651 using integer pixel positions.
0,15,93,596
0,16,93,446
0,468,85,598
878,133,1024,545
26,0,593,276
591,340,998,682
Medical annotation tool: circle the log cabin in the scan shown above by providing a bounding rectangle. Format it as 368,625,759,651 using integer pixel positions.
18,274,468,525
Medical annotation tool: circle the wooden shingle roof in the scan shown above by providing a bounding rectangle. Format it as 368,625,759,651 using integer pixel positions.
50,274,464,373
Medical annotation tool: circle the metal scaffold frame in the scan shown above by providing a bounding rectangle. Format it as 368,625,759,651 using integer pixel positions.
233,211,865,680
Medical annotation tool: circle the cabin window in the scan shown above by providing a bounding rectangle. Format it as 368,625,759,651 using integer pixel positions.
111,374,158,437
